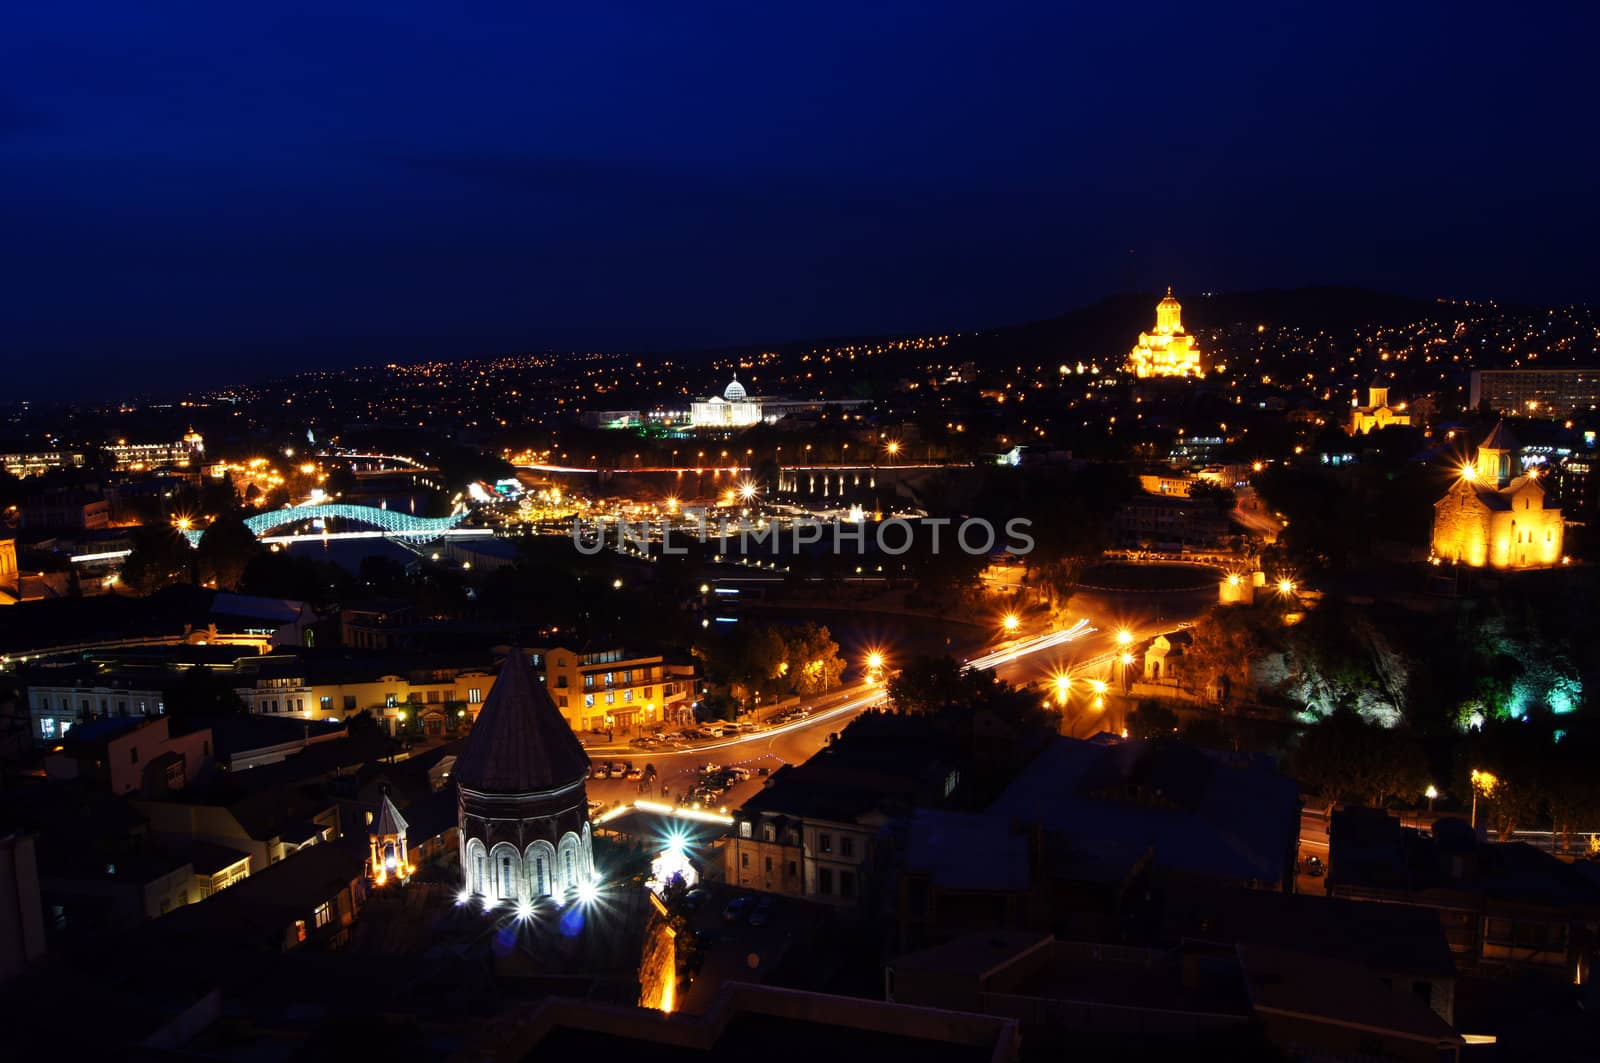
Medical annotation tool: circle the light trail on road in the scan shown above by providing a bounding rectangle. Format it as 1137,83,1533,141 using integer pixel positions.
602,619,1097,761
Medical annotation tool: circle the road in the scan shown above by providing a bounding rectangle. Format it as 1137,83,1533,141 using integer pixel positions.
583,620,1098,811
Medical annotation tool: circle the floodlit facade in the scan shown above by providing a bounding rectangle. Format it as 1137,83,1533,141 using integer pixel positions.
1127,288,1203,379
690,377,763,428
1432,423,1564,569
1349,381,1411,435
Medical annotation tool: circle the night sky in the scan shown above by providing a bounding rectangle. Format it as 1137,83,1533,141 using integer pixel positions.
3,3,1596,398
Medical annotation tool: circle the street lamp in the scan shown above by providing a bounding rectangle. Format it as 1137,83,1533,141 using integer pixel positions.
1425,784,1438,813
1002,613,1020,634
1469,769,1498,831
1276,578,1296,596
1116,629,1133,648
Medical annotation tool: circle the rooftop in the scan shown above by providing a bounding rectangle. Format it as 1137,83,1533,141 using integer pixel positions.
454,649,589,793
987,737,1299,886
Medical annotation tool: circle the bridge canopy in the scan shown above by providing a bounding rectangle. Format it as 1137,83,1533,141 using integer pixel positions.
182,503,468,544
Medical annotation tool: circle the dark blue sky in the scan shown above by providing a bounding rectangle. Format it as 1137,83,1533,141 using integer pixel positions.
2,2,1596,399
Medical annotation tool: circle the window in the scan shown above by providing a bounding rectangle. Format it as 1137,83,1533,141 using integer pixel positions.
468,688,482,704
739,821,752,839
818,868,834,894
130,746,139,764
840,870,856,898
788,861,798,878
320,696,333,710
646,686,654,698
385,693,398,708
605,672,615,688
741,853,749,869
583,674,594,689
762,825,775,842
427,690,442,704
585,694,595,708
605,691,615,705
765,856,773,872
818,832,832,854
39,718,56,739
623,689,632,702
557,675,569,688
344,695,356,712
314,901,332,928
559,695,568,708
841,836,855,858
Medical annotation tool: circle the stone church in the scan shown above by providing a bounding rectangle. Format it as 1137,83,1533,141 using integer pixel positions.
456,649,595,904
1431,422,1564,569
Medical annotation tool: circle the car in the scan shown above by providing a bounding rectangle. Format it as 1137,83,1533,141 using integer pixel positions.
626,767,644,781
722,894,754,921
591,764,610,780
748,896,777,926
703,725,726,737
725,766,751,782
683,886,711,912
697,763,721,775
757,766,770,777
630,737,655,748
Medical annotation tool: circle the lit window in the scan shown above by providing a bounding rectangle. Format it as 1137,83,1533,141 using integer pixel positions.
39,718,56,739
314,901,331,928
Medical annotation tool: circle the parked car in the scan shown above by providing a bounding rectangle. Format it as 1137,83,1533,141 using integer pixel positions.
591,764,610,780
726,766,752,782
612,761,631,775
626,767,644,781
630,737,655,748
697,763,721,775
748,896,777,927
683,886,711,912
722,894,754,921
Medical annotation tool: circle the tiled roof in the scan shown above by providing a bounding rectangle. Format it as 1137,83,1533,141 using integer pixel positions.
374,791,408,836
454,650,589,794
1479,420,1519,452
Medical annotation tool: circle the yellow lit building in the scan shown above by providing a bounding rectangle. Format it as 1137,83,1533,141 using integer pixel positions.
1126,288,1204,379
531,646,695,735
1431,423,1564,569
1349,380,1410,435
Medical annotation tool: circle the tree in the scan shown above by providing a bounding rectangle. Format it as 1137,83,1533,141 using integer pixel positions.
195,514,262,590
1292,709,1429,813
780,623,846,696
1182,607,1267,706
164,666,247,722
121,525,193,595
1126,700,1181,739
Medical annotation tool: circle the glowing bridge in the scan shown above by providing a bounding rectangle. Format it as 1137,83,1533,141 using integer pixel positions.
184,504,471,545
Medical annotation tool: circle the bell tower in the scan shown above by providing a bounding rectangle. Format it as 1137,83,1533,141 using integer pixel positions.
1474,422,1518,488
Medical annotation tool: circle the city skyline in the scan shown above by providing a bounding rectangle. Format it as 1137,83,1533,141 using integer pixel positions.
4,3,1598,398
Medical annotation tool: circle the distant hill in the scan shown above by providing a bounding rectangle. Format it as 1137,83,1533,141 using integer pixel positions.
941,287,1459,367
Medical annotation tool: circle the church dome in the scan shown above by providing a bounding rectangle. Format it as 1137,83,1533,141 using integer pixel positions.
723,376,747,402
455,649,589,794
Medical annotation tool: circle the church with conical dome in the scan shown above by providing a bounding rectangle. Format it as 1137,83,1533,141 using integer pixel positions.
456,649,595,904
1126,288,1204,379
1431,422,1564,569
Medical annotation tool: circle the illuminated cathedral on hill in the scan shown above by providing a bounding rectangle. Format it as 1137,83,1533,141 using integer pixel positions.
1431,422,1564,569
1126,288,1204,379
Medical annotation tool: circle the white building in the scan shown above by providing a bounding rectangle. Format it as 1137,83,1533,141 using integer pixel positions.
690,377,763,429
